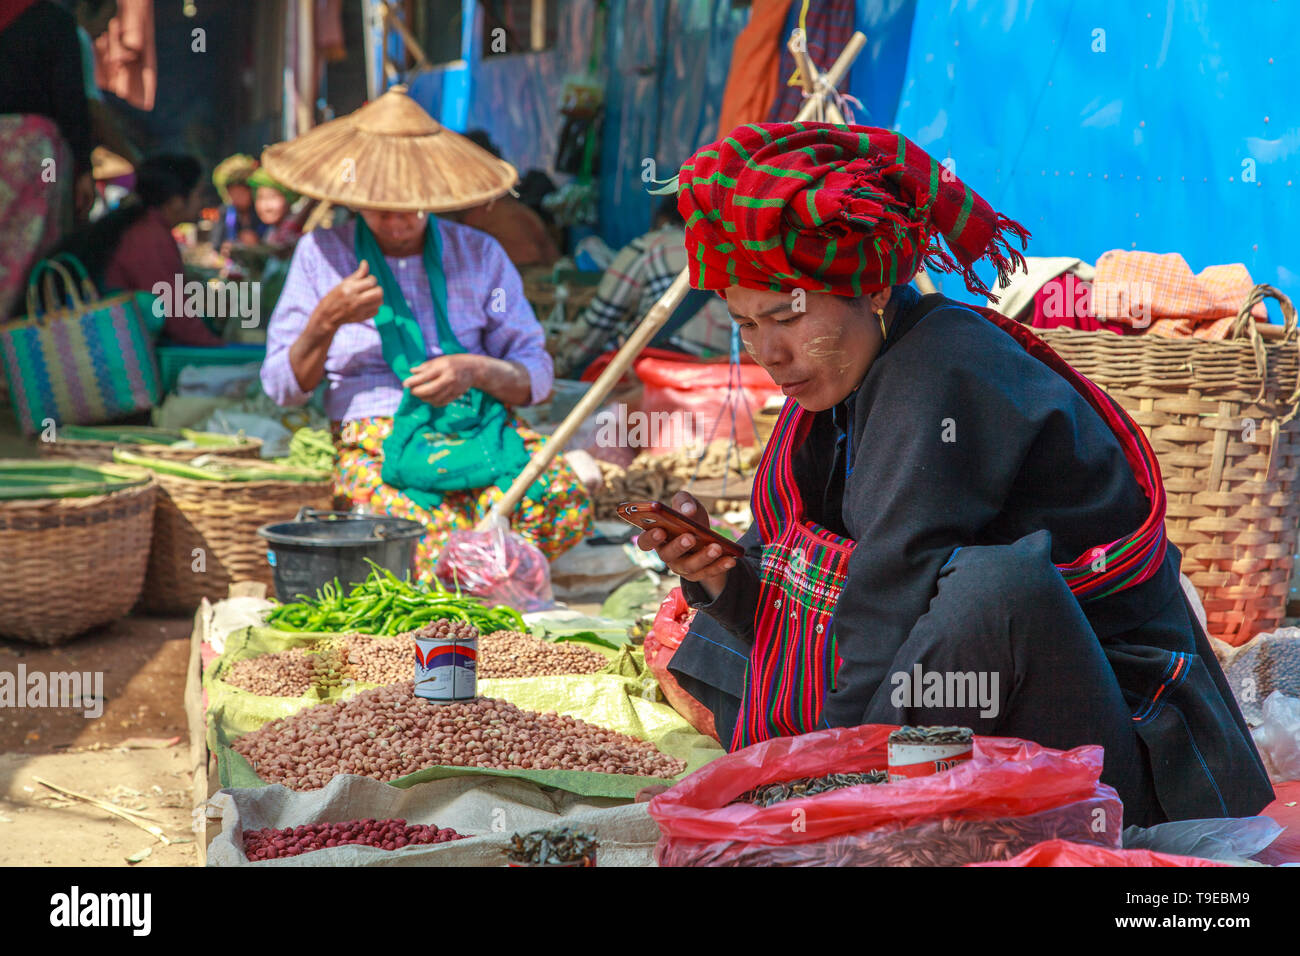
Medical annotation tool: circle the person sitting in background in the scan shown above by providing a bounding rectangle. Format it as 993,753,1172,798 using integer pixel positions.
211,153,265,252
60,153,223,346
551,195,730,379
0,0,95,317
440,130,561,269
248,167,305,251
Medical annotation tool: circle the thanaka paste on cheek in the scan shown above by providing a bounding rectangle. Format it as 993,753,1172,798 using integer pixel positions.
803,332,851,375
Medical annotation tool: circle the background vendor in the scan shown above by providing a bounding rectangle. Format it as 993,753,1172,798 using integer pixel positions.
58,152,223,346
211,153,265,252
260,106,592,581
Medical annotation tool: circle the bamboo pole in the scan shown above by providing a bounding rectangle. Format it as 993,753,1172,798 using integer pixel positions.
478,31,868,529
296,0,316,134
382,1,431,69
789,30,847,125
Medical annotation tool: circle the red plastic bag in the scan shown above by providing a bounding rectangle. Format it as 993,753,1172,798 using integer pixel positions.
432,526,553,612
582,347,782,454
968,839,1228,867
644,589,718,741
649,724,1122,866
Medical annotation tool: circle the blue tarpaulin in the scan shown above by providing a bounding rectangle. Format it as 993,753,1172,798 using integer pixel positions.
891,0,1296,306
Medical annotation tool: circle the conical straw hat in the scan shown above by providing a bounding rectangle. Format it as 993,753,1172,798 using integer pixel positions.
260,85,517,212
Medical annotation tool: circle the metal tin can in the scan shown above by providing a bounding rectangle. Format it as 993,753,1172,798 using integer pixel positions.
414,632,478,703
887,726,974,781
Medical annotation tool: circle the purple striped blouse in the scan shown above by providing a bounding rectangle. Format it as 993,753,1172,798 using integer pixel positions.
260,216,553,422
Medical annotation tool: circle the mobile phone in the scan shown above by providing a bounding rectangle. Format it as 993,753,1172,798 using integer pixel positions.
615,500,745,558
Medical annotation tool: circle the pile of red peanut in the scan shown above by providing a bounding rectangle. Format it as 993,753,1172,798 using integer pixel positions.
243,819,466,860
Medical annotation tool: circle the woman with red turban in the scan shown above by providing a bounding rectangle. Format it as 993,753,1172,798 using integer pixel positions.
637,122,1271,826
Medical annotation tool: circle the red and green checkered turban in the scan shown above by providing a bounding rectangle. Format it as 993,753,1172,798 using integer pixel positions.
676,122,1031,301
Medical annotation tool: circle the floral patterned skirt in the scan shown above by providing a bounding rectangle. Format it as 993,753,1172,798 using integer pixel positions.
333,416,592,584
0,115,72,321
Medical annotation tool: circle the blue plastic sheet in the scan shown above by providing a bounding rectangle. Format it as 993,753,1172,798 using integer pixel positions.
893,0,1297,306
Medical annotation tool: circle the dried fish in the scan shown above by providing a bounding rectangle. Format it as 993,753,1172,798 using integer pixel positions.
506,826,598,866
733,770,889,808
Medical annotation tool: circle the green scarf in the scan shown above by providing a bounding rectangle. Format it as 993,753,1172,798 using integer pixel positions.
355,216,539,509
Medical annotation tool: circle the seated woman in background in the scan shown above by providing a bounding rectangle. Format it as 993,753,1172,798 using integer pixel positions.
249,168,303,249
261,206,592,583
62,153,223,346
211,153,265,253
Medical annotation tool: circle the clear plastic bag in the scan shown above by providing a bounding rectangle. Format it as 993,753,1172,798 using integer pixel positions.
1224,627,1300,724
1252,690,1300,783
432,526,554,613
1122,815,1283,862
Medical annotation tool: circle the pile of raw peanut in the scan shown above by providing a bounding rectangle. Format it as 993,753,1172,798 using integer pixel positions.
232,682,686,790
222,629,607,697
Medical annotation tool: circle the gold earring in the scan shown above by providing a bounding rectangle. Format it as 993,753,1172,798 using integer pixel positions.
877,308,887,339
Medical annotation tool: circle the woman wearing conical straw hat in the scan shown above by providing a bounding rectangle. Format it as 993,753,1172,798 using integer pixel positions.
259,87,592,580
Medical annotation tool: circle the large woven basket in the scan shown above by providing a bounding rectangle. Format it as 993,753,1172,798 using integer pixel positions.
1036,284,1300,645
0,476,157,644
39,435,263,464
139,461,333,615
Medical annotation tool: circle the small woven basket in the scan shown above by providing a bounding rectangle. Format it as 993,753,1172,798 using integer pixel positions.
39,435,263,464
0,476,158,644
1037,284,1300,645
139,459,333,615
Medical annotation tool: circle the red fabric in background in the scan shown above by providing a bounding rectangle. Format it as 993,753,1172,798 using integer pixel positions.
1030,274,1137,335
581,348,782,454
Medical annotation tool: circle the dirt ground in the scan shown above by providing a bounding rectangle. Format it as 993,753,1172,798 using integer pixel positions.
0,614,200,867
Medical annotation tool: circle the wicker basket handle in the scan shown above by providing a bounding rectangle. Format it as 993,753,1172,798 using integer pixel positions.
1228,285,1300,482
1231,284,1300,417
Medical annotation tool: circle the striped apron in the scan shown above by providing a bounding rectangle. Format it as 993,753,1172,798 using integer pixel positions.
730,303,1171,750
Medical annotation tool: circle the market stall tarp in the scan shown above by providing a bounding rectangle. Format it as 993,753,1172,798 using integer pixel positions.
207,772,662,867
206,624,724,799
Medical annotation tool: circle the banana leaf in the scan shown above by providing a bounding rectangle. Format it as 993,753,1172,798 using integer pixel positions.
57,424,185,445
113,448,329,482
0,460,152,500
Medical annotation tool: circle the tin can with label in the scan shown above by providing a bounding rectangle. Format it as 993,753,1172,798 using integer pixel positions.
413,621,479,703
887,726,974,781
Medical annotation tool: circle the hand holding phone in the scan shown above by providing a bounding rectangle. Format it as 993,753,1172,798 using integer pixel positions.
620,492,741,601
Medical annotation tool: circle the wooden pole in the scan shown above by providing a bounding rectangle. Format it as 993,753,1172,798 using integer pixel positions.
382,1,431,69
477,32,868,529
789,30,850,125
296,0,316,134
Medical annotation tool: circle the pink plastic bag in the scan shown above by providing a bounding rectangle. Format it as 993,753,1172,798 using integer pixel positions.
649,724,1122,866
432,526,553,612
644,589,717,741
968,839,1228,867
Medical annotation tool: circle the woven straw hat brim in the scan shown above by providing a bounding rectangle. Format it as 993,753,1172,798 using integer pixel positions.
259,86,518,212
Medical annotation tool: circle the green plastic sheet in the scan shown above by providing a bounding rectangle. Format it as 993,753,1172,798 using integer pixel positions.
207,625,723,799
